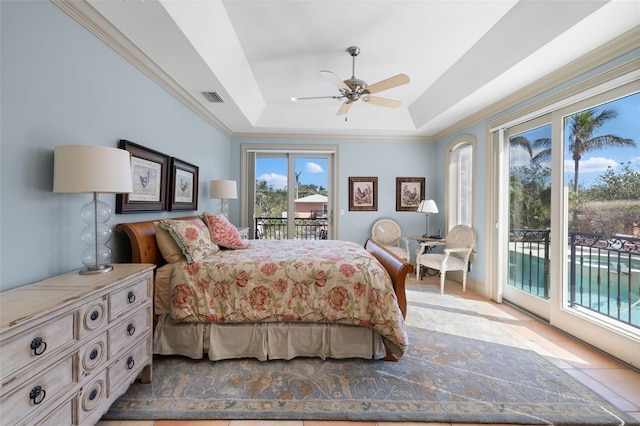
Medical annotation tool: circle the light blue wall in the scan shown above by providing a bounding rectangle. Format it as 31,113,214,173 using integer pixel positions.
230,137,436,254
1,1,230,290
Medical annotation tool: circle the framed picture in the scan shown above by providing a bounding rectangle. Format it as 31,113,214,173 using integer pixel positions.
169,157,199,211
349,177,377,211
396,177,425,211
116,140,169,213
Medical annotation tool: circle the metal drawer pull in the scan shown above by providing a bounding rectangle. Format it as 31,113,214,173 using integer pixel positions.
90,310,99,321
90,348,98,360
127,323,136,336
29,385,46,405
89,389,98,401
30,337,47,356
126,356,135,370
127,291,136,304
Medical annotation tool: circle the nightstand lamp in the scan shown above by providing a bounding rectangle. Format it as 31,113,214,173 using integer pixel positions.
417,199,439,238
53,145,133,275
210,179,237,218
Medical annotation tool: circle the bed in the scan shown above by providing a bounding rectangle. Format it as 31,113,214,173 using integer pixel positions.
115,215,413,362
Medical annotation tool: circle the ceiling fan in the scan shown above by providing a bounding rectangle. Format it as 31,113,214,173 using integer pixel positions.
291,46,410,116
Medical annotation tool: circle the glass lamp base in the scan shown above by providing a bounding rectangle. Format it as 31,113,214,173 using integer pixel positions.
79,264,114,275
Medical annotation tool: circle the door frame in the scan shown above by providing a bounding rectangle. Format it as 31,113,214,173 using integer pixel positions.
240,144,339,239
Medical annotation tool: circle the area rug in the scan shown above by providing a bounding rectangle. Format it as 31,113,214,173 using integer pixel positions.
103,284,636,424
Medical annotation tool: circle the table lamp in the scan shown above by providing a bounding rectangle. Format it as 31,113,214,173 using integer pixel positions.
210,180,237,218
54,145,133,274
417,199,439,238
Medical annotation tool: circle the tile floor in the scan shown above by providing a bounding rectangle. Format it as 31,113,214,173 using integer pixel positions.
97,277,640,426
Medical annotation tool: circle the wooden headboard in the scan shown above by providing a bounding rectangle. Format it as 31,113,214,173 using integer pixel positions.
115,216,198,267
115,217,413,317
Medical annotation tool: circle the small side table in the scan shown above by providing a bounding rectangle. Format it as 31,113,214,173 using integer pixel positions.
410,235,445,279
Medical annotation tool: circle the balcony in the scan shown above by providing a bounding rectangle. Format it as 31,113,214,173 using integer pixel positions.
254,217,328,240
509,229,639,329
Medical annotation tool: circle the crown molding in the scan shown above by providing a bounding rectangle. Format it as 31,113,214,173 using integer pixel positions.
434,26,640,141
51,0,233,138
231,132,434,143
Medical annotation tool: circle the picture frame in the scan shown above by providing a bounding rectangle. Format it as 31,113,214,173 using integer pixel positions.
169,157,199,211
396,177,425,211
349,177,378,211
116,140,169,213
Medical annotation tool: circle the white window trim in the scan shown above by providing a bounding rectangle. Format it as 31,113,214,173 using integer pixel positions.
445,135,476,233
485,66,640,365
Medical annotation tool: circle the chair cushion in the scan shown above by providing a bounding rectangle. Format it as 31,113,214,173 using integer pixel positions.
419,253,465,271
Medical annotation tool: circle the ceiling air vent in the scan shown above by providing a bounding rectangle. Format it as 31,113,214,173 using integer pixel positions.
201,91,224,103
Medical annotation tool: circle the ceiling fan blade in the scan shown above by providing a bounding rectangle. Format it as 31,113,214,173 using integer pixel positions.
365,73,410,94
320,70,350,92
363,96,402,108
291,95,344,101
336,101,353,115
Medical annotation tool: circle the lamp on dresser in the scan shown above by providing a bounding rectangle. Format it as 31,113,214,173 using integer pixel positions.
210,179,237,218
53,145,133,274
417,199,439,238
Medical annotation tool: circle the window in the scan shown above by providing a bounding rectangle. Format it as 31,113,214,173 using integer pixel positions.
446,136,475,229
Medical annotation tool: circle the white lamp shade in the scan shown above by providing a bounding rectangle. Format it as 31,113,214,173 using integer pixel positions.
54,145,133,194
417,199,438,214
210,180,237,199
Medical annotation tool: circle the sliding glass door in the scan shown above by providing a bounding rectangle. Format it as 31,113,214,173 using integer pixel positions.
503,116,552,320
242,145,337,240
491,80,639,363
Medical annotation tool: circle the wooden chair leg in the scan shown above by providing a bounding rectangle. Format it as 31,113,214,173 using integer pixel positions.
462,271,467,292
440,270,446,294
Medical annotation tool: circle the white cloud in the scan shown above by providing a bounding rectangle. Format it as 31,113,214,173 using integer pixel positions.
564,156,617,174
305,162,324,173
257,173,287,189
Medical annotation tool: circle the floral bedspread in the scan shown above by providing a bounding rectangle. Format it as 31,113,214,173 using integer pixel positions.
170,239,408,355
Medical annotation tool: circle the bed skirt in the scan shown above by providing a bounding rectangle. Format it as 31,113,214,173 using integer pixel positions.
154,315,387,361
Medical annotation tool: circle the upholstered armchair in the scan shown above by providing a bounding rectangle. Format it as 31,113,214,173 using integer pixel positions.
416,225,475,294
371,219,410,262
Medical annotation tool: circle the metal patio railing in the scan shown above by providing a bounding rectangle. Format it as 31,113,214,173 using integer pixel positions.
509,229,639,328
254,217,328,240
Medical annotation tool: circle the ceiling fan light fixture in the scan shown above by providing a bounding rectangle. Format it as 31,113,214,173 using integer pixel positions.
292,46,409,115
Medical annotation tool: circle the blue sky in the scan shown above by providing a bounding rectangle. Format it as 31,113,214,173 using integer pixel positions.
511,91,640,187
256,157,328,190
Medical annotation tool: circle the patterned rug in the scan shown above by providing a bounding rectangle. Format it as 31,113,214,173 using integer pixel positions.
103,284,636,424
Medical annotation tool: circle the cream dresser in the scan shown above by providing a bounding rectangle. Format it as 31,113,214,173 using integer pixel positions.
0,263,154,425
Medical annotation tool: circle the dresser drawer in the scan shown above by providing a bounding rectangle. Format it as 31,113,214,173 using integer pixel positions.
107,306,151,358
0,354,75,425
108,335,151,396
77,369,107,425
108,277,150,321
27,396,74,426
77,296,108,339
0,312,75,385
78,332,107,377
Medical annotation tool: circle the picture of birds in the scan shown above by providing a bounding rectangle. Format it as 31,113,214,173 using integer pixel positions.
354,184,372,205
132,164,159,198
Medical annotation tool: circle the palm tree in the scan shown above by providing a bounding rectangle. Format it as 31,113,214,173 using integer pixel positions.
531,108,636,226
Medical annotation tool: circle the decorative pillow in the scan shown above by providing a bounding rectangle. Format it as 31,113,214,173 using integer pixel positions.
154,222,187,264
202,213,248,249
158,218,220,263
